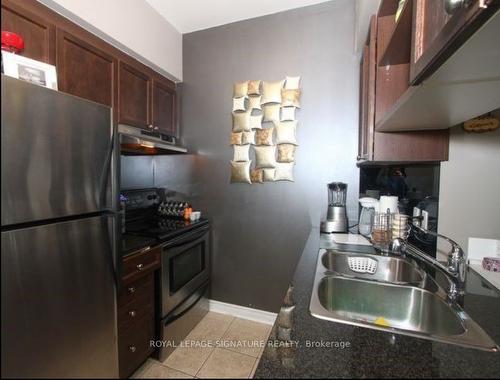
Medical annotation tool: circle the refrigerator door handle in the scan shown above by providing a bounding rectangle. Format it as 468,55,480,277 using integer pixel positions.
103,214,121,292
99,126,115,211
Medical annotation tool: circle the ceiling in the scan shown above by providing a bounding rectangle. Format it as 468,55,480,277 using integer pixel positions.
145,0,330,34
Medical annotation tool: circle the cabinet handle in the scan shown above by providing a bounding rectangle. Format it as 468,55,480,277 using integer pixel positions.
129,310,136,317
136,263,144,270
129,346,137,353
127,286,136,294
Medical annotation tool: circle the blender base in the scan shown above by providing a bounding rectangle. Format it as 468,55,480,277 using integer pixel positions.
320,219,348,234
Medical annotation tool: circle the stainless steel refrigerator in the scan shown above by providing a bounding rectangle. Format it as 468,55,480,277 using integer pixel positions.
1,76,119,378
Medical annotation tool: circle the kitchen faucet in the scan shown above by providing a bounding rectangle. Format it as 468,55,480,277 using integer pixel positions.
404,225,467,301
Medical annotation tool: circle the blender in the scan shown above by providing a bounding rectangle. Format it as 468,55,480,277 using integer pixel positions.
320,182,348,233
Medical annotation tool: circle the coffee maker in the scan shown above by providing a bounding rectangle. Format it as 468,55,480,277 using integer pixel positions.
320,182,348,233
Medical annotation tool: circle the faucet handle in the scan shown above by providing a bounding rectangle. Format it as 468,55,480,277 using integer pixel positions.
410,224,467,286
448,245,467,284
389,238,407,255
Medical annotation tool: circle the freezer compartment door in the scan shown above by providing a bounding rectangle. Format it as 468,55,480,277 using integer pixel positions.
1,214,119,378
1,76,114,226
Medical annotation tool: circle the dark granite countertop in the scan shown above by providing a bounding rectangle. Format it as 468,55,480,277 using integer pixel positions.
121,233,158,258
254,228,500,378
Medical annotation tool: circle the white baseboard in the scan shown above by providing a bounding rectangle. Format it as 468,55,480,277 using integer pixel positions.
208,300,277,326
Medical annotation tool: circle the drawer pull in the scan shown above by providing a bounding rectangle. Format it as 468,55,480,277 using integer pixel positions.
129,345,137,353
127,286,136,294
136,263,144,270
128,310,136,317
140,246,151,254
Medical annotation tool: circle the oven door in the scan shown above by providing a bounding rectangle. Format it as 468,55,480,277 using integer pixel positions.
161,224,210,316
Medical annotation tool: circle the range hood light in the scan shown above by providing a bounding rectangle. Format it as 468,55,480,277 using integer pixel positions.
139,140,155,148
119,124,187,155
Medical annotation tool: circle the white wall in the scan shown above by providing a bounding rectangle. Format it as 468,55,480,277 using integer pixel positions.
437,121,500,259
38,0,183,81
354,0,380,54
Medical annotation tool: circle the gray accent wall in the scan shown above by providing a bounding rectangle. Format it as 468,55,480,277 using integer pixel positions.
122,0,360,312
437,122,500,259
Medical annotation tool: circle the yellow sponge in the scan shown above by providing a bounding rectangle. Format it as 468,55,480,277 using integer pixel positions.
374,317,390,327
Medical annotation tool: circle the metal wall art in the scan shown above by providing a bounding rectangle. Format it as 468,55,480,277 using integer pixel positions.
230,77,301,184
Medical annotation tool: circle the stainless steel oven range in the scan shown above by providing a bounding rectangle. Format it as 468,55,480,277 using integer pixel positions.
121,188,210,361
159,225,210,360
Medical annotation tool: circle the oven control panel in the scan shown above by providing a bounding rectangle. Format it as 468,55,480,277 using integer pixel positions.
121,188,161,211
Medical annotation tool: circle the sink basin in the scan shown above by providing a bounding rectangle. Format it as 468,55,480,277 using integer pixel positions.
310,249,499,351
317,276,463,336
321,250,424,285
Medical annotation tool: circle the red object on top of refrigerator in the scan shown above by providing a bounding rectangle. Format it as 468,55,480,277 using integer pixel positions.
1,31,24,53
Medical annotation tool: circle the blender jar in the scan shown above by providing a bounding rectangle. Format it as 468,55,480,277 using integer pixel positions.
328,182,347,207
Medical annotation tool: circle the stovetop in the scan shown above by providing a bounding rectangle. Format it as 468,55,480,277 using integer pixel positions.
121,234,158,257
125,216,209,242
120,188,209,254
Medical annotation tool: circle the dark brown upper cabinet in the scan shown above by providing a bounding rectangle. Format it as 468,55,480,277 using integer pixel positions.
56,29,116,108
358,16,376,162
1,0,179,139
358,9,449,163
410,0,497,84
1,0,55,64
370,0,499,133
152,77,177,136
118,62,151,129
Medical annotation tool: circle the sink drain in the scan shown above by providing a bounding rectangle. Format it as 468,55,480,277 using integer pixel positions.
348,257,378,274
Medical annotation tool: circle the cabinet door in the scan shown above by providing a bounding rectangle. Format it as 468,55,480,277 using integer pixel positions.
358,46,369,161
358,16,376,162
56,29,116,107
410,0,496,84
360,11,449,163
1,0,55,64
118,62,151,129
152,78,177,136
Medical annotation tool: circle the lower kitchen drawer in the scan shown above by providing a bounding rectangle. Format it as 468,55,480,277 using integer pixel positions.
122,246,161,285
118,314,155,378
118,273,154,331
118,299,153,333
117,273,154,309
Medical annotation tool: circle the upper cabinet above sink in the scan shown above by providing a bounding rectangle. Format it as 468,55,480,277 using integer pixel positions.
373,0,500,132
358,0,499,162
358,10,450,163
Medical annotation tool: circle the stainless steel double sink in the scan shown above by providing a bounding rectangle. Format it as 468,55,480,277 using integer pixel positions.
310,249,499,351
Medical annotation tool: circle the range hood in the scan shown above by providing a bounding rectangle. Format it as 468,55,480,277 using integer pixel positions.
119,124,187,155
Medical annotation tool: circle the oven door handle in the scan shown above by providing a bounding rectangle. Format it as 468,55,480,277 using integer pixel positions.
163,225,209,249
164,284,207,325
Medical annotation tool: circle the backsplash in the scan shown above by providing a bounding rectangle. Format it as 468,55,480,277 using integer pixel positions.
360,164,440,257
